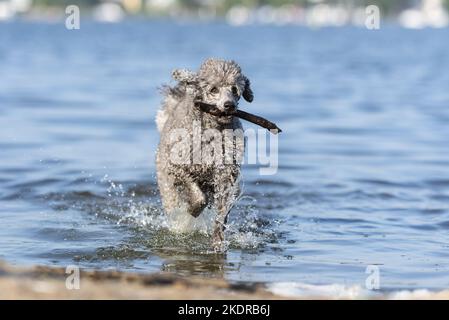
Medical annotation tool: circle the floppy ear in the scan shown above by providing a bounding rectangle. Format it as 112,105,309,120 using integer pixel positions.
172,68,198,84
242,76,254,103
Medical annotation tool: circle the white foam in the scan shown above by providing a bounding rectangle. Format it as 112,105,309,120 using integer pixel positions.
388,289,439,300
267,282,376,299
267,282,449,300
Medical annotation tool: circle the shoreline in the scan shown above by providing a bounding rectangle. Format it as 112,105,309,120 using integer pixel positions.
1,260,449,299
0,260,278,300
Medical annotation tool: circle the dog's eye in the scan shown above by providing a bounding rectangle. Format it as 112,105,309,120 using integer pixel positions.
210,87,219,94
232,86,239,96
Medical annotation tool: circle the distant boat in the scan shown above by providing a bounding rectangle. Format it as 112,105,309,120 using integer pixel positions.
0,0,35,21
399,0,449,29
93,3,125,23
0,1,15,21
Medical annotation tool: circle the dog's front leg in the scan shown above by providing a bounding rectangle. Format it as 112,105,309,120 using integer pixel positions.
212,176,239,251
212,200,232,252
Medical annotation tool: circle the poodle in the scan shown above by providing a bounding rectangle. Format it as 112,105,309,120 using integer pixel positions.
155,58,254,250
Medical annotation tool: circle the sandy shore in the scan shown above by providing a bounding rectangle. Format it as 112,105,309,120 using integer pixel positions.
1,260,449,299
0,261,279,299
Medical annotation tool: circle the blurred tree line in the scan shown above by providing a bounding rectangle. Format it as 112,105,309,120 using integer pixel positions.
32,0,449,14
33,0,101,8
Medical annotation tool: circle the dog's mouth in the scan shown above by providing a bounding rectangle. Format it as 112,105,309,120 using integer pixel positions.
194,101,236,118
194,101,282,134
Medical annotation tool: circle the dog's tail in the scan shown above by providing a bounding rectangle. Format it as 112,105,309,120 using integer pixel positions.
156,107,169,133
155,85,184,133
156,67,195,133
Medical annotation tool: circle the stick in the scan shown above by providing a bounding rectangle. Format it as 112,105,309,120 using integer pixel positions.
194,102,282,134
234,110,282,133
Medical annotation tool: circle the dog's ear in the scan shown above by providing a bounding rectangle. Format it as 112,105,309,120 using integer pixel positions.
172,69,198,85
242,76,254,103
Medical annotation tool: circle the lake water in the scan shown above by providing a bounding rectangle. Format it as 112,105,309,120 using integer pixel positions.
1,21,449,293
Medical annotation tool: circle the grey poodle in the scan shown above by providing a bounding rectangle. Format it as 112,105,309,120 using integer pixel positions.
155,58,254,250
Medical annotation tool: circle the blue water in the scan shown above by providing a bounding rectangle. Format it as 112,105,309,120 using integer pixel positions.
1,21,449,291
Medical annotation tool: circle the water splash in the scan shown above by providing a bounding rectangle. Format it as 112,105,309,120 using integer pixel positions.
98,177,276,251
166,206,216,235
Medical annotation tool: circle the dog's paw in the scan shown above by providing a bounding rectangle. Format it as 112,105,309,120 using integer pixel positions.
212,226,226,253
212,243,226,253
186,183,207,217
187,198,207,218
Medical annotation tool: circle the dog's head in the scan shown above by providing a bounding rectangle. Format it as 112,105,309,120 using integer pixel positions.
172,58,253,122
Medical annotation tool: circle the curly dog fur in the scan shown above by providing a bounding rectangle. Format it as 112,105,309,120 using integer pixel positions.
156,58,254,249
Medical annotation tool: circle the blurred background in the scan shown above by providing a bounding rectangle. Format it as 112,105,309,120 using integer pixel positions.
0,0,449,29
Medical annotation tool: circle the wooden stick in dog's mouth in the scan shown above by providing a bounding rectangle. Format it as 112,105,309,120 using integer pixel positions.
194,101,282,134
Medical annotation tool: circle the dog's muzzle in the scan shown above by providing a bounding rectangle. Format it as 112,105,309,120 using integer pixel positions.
223,101,237,113
194,101,235,117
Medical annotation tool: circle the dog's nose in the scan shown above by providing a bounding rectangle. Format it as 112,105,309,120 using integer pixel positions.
223,101,236,113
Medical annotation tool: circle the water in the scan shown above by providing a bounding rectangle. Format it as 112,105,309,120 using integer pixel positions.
1,21,449,292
